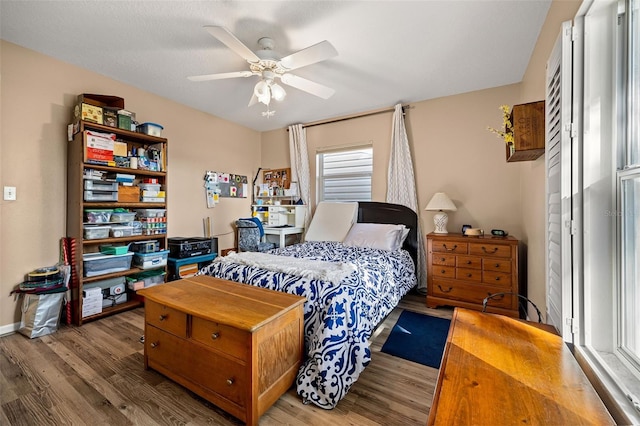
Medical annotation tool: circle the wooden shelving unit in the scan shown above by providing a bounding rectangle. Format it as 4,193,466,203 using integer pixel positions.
67,120,168,325
506,100,546,162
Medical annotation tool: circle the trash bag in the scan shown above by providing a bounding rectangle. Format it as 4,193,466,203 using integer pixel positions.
19,292,65,338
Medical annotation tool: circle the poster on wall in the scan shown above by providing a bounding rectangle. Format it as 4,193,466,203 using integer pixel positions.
204,171,248,208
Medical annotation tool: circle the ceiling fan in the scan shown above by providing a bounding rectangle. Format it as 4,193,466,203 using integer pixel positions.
188,26,338,114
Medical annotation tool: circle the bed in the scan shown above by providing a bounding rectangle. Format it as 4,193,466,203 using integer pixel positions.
198,201,418,409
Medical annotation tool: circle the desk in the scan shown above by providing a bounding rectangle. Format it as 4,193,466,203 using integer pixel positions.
428,308,614,425
263,226,304,248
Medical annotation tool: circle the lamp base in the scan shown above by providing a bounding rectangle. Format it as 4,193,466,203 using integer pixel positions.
433,211,449,234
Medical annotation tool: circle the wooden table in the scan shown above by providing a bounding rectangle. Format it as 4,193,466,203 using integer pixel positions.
138,276,305,426
428,308,614,425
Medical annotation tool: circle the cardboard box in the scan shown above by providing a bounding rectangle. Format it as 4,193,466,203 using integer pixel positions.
84,130,115,163
118,185,139,202
73,94,125,133
103,107,118,127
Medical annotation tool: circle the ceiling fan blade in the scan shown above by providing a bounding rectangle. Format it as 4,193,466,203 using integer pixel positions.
248,93,258,107
204,26,261,63
280,73,335,99
187,70,253,82
279,40,338,70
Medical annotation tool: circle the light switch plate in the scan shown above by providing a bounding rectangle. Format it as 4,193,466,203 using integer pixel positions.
4,186,16,201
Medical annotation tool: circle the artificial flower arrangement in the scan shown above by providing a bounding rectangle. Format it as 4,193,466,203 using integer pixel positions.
487,104,514,144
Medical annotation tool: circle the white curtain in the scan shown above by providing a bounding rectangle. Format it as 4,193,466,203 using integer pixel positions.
387,103,426,292
288,124,311,229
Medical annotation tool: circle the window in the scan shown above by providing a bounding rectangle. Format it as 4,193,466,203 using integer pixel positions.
574,0,640,421
619,0,640,373
316,146,372,202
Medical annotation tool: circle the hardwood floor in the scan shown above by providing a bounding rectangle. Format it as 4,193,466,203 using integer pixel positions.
0,290,453,426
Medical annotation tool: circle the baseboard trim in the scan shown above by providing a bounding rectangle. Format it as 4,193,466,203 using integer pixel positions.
0,322,20,337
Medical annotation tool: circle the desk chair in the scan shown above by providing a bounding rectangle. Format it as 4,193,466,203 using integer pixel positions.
482,292,543,323
236,219,276,252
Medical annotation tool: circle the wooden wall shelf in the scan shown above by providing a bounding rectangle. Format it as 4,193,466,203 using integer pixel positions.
506,100,545,162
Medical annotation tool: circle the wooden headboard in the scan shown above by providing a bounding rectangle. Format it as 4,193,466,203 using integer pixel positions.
357,201,418,270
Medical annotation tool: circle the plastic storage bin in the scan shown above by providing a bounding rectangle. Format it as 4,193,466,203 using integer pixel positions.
130,240,160,254
84,190,118,202
110,226,134,238
84,225,110,240
99,244,131,255
83,252,134,277
110,212,136,223
137,122,163,137
133,250,169,270
84,180,118,191
135,208,166,218
85,209,113,224
126,270,166,290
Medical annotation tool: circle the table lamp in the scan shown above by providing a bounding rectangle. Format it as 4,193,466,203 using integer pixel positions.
425,192,457,233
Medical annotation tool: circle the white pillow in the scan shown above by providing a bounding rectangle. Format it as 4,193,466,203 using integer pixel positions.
304,202,358,242
342,223,407,251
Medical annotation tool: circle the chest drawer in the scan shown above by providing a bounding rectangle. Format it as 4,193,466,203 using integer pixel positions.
146,325,248,408
469,243,511,258
456,268,482,283
483,259,512,273
145,300,187,338
483,271,512,288
457,256,481,269
431,281,513,309
432,253,456,266
191,316,250,361
432,265,455,279
432,241,468,254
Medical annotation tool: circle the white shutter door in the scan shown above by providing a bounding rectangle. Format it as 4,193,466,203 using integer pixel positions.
546,21,574,339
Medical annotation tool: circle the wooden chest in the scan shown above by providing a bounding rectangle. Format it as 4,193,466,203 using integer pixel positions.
138,275,305,425
426,233,522,317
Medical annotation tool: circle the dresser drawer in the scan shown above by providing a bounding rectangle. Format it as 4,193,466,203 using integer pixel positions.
483,259,512,273
432,241,468,254
431,281,512,309
457,256,481,270
432,265,456,279
145,300,187,338
456,267,482,283
483,271,512,288
191,316,250,361
432,253,456,266
469,243,511,258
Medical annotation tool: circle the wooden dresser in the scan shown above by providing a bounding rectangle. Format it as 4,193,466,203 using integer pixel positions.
426,232,522,317
137,275,305,426
428,308,614,425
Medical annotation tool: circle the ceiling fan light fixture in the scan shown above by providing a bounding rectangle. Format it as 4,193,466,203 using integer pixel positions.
270,83,286,101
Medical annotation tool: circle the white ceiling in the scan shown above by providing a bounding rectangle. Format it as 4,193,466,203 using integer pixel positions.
0,0,551,132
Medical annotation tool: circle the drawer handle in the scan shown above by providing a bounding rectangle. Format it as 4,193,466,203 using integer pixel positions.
440,257,446,262
443,244,458,251
440,269,446,274
438,285,453,293
495,263,501,268
495,276,501,281
150,341,159,349
159,314,167,322
466,260,472,265
481,246,499,254
466,273,473,278
488,292,504,300
211,332,220,340
226,378,235,386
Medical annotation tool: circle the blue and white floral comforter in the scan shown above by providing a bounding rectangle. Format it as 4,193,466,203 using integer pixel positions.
198,241,416,409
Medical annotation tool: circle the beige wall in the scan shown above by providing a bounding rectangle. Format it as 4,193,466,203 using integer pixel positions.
0,40,261,329
261,0,582,320
0,0,581,330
